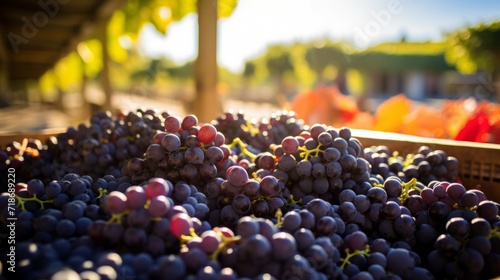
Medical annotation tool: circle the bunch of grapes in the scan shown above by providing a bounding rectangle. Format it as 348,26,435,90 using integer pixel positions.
0,109,166,187
206,165,288,228
364,145,460,185
2,108,500,280
121,114,230,189
212,110,304,153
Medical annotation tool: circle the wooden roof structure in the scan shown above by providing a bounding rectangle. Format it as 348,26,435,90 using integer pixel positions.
0,0,126,82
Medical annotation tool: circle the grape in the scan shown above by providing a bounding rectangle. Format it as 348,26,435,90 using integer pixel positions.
446,182,466,201
458,248,484,274
161,134,181,153
146,144,165,161
147,195,172,217
271,232,297,261
240,234,272,266
446,217,470,240
278,154,296,172
158,254,187,280
125,186,147,209
27,179,45,196
69,179,87,197
295,160,312,178
477,200,499,221
383,177,402,198
338,201,357,223
281,136,300,155
459,190,479,208
104,191,127,214
220,205,240,226
164,116,181,133
304,244,329,270
63,201,85,221
170,213,193,238
394,214,416,237
367,187,388,204
241,179,260,200
306,198,331,220
43,181,62,199
386,248,415,277
260,176,282,198
197,124,217,144
184,147,205,165
146,178,172,198
421,187,438,205
232,194,252,215
226,165,249,187
181,114,198,130
315,216,337,236
205,146,224,164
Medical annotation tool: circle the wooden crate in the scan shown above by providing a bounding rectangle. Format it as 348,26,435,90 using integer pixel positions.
2,128,500,201
352,129,500,202
0,129,64,148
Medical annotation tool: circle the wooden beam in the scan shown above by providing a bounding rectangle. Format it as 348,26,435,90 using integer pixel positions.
8,50,60,63
194,0,222,122
2,0,126,82
0,10,90,27
0,1,101,14
98,18,113,112
0,24,10,94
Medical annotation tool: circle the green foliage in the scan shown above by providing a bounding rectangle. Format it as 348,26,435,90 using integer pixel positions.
37,0,240,97
305,43,350,73
350,52,454,72
445,21,500,74
243,61,256,78
265,45,295,77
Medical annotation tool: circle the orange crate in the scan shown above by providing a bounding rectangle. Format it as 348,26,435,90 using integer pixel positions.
352,129,500,202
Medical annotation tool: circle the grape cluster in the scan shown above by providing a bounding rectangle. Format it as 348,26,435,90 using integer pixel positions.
207,165,288,227
364,145,459,185
255,124,371,206
212,110,304,153
0,109,165,187
1,108,500,280
121,114,229,189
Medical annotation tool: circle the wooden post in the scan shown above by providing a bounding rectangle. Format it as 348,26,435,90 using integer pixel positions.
78,54,91,122
0,24,10,107
98,18,113,113
194,0,222,123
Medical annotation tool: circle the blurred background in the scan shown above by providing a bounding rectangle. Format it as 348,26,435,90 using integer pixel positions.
1,0,500,142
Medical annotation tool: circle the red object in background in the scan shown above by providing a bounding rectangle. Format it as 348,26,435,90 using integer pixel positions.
455,110,492,143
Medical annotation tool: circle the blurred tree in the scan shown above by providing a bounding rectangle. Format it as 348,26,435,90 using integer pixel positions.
243,61,256,79
38,0,238,119
265,45,295,106
305,43,351,93
445,21,500,100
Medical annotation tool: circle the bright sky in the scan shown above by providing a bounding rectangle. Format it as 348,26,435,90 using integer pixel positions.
137,0,500,73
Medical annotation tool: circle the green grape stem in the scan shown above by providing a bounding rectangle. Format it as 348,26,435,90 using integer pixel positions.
226,137,257,161
399,177,421,203
340,245,371,270
241,120,260,137
16,194,53,211
286,194,302,207
298,144,324,161
107,209,130,224
209,227,241,260
488,226,500,240
274,208,284,228
180,227,199,244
